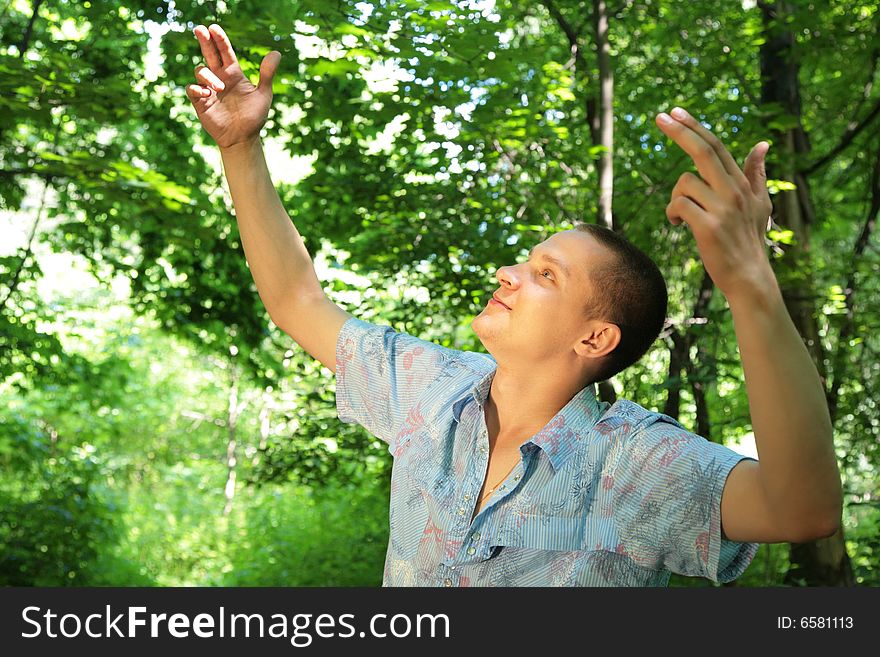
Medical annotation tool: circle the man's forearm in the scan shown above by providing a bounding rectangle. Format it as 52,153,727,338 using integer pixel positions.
726,267,842,535
219,137,324,318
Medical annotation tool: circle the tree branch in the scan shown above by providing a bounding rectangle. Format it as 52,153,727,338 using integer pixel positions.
541,0,599,144
180,410,227,428
541,0,582,55
18,0,44,57
803,96,880,176
0,177,50,313
847,46,880,126
826,139,880,422
0,0,12,26
0,167,60,180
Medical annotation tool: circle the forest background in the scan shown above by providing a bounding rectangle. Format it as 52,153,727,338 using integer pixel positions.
1,0,877,586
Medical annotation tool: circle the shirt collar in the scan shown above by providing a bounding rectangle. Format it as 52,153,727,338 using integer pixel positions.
452,364,608,471
528,384,606,470
451,360,495,424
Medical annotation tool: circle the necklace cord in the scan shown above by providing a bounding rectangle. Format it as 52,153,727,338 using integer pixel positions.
479,459,520,503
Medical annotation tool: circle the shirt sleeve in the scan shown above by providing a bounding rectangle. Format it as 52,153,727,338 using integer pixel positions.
615,418,760,584
334,316,458,449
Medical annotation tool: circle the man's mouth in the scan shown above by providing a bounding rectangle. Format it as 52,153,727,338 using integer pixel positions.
490,294,511,310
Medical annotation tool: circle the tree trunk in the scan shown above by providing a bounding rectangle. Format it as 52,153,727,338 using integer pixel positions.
252,389,273,467
664,270,714,438
758,0,853,586
544,0,619,390
597,379,617,405
593,0,615,230
663,330,684,420
686,344,712,441
223,357,242,516
542,0,615,230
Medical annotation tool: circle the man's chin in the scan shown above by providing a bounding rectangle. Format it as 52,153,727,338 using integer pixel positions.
471,314,496,348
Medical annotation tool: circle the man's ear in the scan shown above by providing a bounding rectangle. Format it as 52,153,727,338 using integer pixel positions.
574,322,620,360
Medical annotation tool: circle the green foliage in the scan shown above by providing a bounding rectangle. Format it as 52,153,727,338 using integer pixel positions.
116,464,234,586
224,481,390,587
846,504,880,586
1,0,877,586
0,413,120,586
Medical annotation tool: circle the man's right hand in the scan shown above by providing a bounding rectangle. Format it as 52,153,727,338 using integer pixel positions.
186,24,281,149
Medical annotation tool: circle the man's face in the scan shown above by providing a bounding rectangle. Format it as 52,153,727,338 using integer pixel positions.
472,229,612,366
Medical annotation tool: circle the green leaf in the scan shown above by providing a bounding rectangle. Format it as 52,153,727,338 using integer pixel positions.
309,58,361,76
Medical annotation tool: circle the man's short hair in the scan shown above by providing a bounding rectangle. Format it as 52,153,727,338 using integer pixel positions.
574,223,667,383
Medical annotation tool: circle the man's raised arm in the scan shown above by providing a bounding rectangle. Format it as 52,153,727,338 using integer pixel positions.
186,24,351,373
655,108,842,544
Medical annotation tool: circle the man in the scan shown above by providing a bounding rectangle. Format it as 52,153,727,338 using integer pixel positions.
186,24,842,586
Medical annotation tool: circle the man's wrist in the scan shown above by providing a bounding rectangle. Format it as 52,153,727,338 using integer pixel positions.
723,262,783,313
219,136,262,157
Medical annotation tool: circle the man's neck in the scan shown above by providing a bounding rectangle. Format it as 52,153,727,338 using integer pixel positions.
484,362,588,448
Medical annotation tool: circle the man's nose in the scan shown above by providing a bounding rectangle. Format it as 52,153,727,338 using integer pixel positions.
496,264,518,287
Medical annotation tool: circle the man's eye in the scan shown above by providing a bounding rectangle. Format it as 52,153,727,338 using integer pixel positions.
541,269,554,280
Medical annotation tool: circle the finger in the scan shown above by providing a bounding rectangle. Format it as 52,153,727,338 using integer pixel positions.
656,111,734,194
258,51,282,93
666,195,709,229
208,24,239,67
671,172,722,212
185,84,211,103
195,64,225,92
194,24,222,71
669,108,748,186
743,141,770,196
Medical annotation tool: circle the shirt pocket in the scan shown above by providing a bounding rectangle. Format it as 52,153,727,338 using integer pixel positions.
488,515,621,554
488,515,583,552
581,517,623,554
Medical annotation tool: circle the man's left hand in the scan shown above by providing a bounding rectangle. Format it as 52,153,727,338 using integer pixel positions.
655,107,775,300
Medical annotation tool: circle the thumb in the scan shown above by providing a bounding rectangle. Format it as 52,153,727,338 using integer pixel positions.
257,51,282,94
743,141,770,196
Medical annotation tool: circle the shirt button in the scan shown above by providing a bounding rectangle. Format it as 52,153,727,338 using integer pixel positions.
480,446,487,454
514,474,521,481
472,532,480,541
444,578,453,587
457,507,466,516
463,494,472,501
467,547,476,555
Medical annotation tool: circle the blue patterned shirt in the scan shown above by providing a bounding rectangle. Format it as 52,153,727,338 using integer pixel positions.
335,317,759,587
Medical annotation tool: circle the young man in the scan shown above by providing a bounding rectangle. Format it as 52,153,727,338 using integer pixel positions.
187,24,842,586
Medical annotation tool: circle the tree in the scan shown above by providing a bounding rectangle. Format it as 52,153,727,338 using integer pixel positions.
2,0,876,585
